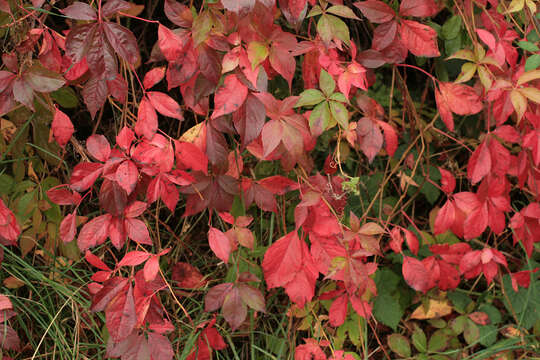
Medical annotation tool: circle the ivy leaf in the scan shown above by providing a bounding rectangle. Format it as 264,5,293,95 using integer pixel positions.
399,20,440,57
208,227,232,264
50,107,74,148
106,284,137,342
387,334,411,358
353,1,395,23
211,74,248,119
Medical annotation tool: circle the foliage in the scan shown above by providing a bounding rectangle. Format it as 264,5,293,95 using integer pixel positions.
0,0,539,358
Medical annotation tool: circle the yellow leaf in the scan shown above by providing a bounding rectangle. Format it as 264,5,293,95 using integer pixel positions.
519,87,540,104
510,89,527,122
358,222,385,235
410,299,453,320
517,70,540,86
447,49,475,62
506,0,524,13
525,0,536,12
3,276,25,289
455,63,477,83
179,122,205,144
478,66,492,90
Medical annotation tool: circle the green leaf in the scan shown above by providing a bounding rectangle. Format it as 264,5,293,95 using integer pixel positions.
247,41,269,70
427,329,449,352
374,268,400,294
373,294,403,330
442,15,462,40
525,54,540,72
326,5,359,19
329,92,347,103
478,324,498,347
319,69,335,97
295,89,325,107
448,291,472,314
329,100,349,129
463,320,480,345
50,87,79,108
502,274,540,329
309,101,331,135
450,315,467,334
518,41,540,52
527,29,540,43
317,14,350,45
307,5,323,17
412,325,427,352
387,334,411,358
478,304,502,325
0,174,14,195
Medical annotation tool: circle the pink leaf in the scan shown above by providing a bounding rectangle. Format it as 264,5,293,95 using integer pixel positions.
211,74,248,119
51,107,74,148
208,227,232,264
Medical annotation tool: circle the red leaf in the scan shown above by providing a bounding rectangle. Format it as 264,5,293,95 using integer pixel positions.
468,311,490,325
356,117,383,163
102,22,140,65
59,212,77,243
116,126,135,151
211,74,248,119
0,199,21,245
78,214,111,251
208,227,232,264
399,20,440,57
467,141,491,184
402,256,431,293
175,141,208,174
106,284,137,342
107,73,128,103
61,2,98,20
136,96,158,139
205,283,234,312
148,332,174,360
51,108,74,148
118,251,150,267
288,0,307,19
158,25,184,62
377,120,398,157
87,134,111,162
144,255,160,281
262,231,318,307
124,201,147,218
463,202,488,239
143,67,166,90
115,160,138,195
221,0,255,13
85,250,112,271
354,1,395,23
91,277,129,311
147,91,184,120
82,76,108,119
257,175,298,195
399,0,439,17
222,287,247,330
269,41,296,90
438,167,456,194
261,120,283,157
172,262,207,289
295,339,326,360
434,200,455,235
436,82,483,131
403,228,419,255
126,218,152,245
329,293,348,327
237,283,265,312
